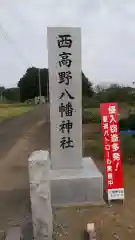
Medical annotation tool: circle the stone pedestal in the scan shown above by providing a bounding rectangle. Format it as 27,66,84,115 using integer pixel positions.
28,151,53,240
50,157,103,207
28,150,103,240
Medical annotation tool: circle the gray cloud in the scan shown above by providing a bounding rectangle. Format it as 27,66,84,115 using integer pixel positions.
0,0,135,87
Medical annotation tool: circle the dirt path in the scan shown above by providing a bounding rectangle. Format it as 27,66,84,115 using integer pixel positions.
0,105,50,231
0,105,49,159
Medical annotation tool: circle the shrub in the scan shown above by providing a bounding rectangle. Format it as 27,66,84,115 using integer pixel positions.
82,108,101,124
82,97,99,108
119,114,135,130
83,136,104,159
83,125,135,164
120,135,135,164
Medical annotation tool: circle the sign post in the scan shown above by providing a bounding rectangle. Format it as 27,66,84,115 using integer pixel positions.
100,102,124,202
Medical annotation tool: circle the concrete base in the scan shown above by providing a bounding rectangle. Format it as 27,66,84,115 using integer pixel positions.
50,157,103,207
28,151,53,240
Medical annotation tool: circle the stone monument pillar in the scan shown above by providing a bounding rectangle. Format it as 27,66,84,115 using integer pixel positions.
47,27,82,170
47,27,103,207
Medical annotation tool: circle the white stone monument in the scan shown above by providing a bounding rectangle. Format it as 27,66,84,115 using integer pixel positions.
47,27,82,170
47,27,103,206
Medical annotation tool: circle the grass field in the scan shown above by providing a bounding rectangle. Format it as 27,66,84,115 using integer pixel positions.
0,104,34,120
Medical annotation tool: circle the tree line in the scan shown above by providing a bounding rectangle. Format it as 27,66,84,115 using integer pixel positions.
1,67,135,104
0,67,94,102
0,86,20,102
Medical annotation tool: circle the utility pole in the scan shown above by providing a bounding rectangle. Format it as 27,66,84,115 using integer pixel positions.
38,68,42,104
0,91,2,101
46,79,49,102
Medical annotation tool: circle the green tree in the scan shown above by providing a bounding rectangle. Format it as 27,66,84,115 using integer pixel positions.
94,83,135,103
3,88,20,102
0,86,5,101
18,67,49,102
82,72,94,97
18,67,94,102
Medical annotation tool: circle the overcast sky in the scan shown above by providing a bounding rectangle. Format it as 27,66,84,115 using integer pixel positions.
0,0,135,87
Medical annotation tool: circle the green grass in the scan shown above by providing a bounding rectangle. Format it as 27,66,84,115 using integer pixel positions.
120,135,135,163
82,107,101,124
0,104,34,120
82,96,99,108
82,105,135,164
0,103,33,108
83,123,135,164
83,134,104,159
